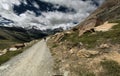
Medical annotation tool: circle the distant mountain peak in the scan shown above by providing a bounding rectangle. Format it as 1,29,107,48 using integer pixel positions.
0,15,14,26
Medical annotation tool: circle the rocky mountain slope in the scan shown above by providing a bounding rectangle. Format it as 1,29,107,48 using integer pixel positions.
47,0,120,76
74,0,120,36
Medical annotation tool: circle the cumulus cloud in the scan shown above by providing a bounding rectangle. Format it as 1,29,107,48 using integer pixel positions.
0,0,105,30
38,0,105,30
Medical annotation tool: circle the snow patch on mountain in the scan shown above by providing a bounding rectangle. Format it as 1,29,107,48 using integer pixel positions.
0,0,104,30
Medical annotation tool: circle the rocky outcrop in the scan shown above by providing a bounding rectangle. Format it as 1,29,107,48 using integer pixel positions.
51,31,73,42
0,49,7,56
78,18,97,36
9,47,17,51
99,43,110,49
53,33,65,42
0,40,38,56
77,49,99,58
8,43,25,51
13,44,25,49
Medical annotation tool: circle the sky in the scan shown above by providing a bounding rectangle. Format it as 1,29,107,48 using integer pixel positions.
0,0,105,30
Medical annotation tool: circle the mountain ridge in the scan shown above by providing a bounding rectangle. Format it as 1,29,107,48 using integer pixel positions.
0,26,48,49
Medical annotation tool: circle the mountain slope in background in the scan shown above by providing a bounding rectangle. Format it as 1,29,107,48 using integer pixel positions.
48,0,120,76
0,26,48,49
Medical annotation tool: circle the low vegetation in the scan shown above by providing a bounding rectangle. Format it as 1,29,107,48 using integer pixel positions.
70,65,95,76
47,20,120,76
62,20,120,49
0,50,23,65
0,40,38,65
101,60,120,76
0,40,21,49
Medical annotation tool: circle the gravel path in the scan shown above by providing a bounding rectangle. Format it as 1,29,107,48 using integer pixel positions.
0,39,54,76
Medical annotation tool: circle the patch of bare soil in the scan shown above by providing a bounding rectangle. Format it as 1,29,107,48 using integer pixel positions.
94,21,118,32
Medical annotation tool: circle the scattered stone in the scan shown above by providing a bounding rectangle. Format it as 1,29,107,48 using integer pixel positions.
53,75,63,76
77,49,99,58
64,31,72,35
14,43,25,49
2,49,8,54
64,64,70,68
69,48,78,54
0,50,3,56
100,44,109,49
24,43,29,47
79,42,83,46
69,49,74,54
64,71,69,76
53,33,64,42
9,47,18,51
0,49,8,55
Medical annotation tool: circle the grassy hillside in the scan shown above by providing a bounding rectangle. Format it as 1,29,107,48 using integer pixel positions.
0,40,36,65
48,20,120,76
47,0,120,75
62,20,120,49
0,26,47,49
0,26,45,65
